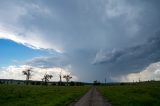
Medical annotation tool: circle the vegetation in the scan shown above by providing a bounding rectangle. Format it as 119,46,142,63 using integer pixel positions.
97,81,160,106
42,73,53,85
63,74,72,86
0,85,90,106
22,68,32,85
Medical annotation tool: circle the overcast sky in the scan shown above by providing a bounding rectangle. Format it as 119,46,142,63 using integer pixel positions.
0,0,160,82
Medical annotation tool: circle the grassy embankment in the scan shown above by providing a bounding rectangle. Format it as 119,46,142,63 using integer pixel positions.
97,81,160,106
0,85,90,106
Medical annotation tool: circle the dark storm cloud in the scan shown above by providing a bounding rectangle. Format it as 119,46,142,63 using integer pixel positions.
93,30,160,75
25,55,69,68
1,0,160,82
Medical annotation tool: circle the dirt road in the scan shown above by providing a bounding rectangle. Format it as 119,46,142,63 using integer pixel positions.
70,87,111,106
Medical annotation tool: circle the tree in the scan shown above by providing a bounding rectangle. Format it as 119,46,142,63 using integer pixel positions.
22,68,32,85
63,74,72,86
42,73,53,85
93,80,100,85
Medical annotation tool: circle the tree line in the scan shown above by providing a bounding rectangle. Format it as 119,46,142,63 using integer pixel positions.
22,68,74,86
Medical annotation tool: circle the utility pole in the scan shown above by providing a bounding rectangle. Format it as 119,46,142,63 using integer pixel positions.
139,72,141,82
59,68,62,85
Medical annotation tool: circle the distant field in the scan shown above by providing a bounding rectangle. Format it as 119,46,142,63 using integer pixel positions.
97,81,160,106
0,85,90,106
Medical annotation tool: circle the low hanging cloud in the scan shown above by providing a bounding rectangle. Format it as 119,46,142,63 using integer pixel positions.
93,31,160,75
25,55,69,68
0,65,78,81
112,62,160,82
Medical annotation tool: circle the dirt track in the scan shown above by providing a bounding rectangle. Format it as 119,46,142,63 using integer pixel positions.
70,87,111,106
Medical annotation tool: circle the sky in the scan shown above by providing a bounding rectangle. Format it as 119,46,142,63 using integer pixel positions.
0,0,160,82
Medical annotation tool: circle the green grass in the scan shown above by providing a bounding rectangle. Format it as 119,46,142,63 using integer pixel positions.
0,85,90,106
97,81,160,106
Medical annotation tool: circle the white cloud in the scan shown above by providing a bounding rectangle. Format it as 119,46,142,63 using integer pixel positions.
0,1,63,53
0,65,78,81
112,62,160,82
0,25,63,53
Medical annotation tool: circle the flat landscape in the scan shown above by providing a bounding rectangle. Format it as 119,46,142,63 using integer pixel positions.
0,85,90,106
97,81,160,106
0,81,160,106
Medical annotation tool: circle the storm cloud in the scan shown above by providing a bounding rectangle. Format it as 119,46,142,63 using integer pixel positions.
93,31,160,75
0,0,160,82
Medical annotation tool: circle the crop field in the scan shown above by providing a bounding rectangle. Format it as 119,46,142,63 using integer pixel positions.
0,85,90,106
97,81,160,106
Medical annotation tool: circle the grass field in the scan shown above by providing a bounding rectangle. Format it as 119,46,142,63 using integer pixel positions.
97,81,160,106
0,85,90,106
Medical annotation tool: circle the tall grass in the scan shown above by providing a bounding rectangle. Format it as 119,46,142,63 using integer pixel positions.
97,81,160,106
0,85,90,106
